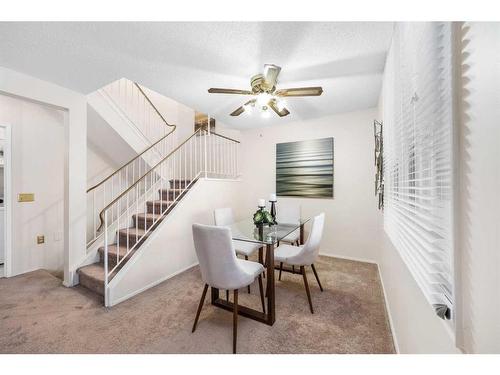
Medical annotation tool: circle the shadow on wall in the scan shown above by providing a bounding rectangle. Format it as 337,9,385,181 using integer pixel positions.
456,22,500,354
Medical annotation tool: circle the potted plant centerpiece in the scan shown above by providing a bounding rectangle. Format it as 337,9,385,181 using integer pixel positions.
253,198,276,228
253,208,275,227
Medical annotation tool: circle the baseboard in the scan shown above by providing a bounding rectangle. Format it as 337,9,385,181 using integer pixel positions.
318,252,378,265
377,264,400,353
319,251,399,353
108,261,199,306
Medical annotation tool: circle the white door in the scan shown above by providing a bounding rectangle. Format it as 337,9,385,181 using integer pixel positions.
0,129,5,265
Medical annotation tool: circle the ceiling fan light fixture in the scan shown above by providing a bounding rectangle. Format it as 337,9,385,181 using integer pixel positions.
243,103,253,114
276,99,286,112
256,92,273,106
262,109,271,118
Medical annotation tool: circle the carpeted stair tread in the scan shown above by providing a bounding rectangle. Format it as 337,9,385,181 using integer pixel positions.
97,244,128,259
146,200,177,214
169,179,192,188
118,227,148,237
146,199,174,207
159,188,190,201
77,263,105,296
159,188,184,194
133,212,163,222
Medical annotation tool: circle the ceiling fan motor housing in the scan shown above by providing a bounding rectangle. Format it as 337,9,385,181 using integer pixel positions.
251,74,274,94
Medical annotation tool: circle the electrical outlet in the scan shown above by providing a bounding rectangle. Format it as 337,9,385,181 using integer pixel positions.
37,235,45,245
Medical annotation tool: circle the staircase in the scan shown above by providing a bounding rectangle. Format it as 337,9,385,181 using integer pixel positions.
78,178,193,297
82,81,240,305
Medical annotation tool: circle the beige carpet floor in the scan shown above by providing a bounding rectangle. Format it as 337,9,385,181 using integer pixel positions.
0,256,395,354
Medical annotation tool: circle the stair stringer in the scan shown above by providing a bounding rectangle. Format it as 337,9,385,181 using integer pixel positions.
107,177,241,306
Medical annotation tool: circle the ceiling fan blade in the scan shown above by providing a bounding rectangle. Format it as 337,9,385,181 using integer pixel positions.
263,64,281,90
275,86,323,97
208,88,254,95
230,99,256,116
268,100,290,117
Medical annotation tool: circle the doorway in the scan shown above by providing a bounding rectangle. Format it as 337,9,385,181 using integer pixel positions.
0,124,11,277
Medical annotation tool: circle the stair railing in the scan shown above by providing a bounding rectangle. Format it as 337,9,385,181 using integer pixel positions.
101,78,171,145
101,129,240,306
87,81,176,248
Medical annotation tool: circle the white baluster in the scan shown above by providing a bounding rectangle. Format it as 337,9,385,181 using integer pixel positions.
204,130,208,179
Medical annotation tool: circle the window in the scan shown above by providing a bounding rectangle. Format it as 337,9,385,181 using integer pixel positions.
382,22,454,320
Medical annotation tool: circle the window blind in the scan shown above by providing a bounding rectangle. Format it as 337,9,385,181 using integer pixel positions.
382,22,454,319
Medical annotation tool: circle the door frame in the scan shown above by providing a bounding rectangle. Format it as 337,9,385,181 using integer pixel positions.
1,123,12,277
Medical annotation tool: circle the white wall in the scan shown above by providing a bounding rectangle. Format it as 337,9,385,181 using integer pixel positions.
0,66,87,285
378,22,500,354
454,22,500,354
0,94,65,275
236,108,383,262
108,178,241,305
143,85,194,143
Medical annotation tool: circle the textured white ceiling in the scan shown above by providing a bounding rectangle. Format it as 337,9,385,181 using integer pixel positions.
0,22,393,129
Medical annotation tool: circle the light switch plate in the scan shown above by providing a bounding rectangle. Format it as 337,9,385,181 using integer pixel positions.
18,193,35,202
54,231,62,242
37,235,45,244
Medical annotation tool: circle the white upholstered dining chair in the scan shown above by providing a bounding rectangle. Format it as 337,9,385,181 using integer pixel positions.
276,203,301,246
274,213,325,314
191,223,266,354
214,207,264,293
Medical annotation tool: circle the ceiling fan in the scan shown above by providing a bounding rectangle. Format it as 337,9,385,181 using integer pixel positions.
208,64,323,118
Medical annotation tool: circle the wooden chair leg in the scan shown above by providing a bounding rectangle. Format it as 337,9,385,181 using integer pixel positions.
226,290,229,301
258,274,266,314
311,264,324,292
292,265,295,273
233,289,238,354
301,266,314,314
192,284,208,332
278,262,283,281
245,256,251,293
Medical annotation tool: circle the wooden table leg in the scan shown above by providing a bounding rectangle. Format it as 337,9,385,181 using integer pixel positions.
266,243,275,325
300,223,305,245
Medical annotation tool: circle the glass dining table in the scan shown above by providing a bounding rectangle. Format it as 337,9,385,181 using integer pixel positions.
210,217,310,326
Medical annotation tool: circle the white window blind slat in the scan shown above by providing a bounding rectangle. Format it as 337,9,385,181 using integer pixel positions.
382,22,454,321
